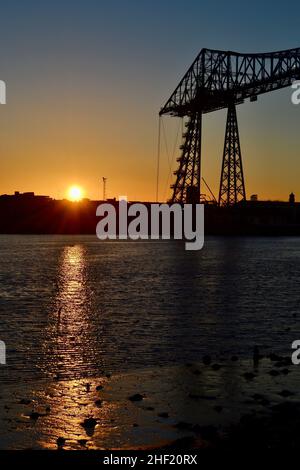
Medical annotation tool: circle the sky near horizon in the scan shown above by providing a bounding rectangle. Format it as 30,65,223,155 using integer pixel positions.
0,0,300,201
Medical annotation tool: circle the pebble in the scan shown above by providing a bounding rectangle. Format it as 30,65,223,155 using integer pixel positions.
199,395,217,401
78,439,88,446
57,437,65,447
81,418,97,429
213,405,223,413
128,394,144,402
243,372,256,380
19,399,31,405
203,355,211,366
158,412,169,418
278,390,294,398
29,411,43,421
252,393,265,401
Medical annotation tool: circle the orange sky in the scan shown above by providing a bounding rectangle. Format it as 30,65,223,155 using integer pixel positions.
0,80,298,203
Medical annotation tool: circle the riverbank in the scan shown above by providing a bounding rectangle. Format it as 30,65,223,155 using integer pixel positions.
1,354,299,450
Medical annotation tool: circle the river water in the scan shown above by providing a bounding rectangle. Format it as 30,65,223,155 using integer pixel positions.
0,235,299,384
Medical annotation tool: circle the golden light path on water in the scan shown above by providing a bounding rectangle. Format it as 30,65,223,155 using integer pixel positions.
34,243,179,450
37,245,121,449
52,244,90,376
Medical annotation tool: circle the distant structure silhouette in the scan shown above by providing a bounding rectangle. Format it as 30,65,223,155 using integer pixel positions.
289,192,295,204
160,48,300,205
1,191,300,235
102,177,107,201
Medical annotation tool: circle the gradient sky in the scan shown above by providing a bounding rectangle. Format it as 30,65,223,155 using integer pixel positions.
0,0,300,201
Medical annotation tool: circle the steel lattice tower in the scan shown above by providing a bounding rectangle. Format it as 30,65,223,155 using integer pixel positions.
171,113,202,203
159,47,300,204
218,103,246,205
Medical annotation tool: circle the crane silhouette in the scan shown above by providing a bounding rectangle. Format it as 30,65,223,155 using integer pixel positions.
160,48,300,205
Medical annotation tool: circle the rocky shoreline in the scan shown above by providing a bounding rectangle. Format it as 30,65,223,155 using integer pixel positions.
0,353,299,450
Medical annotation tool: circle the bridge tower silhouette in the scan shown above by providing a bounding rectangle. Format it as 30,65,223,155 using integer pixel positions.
159,48,300,205
219,103,246,205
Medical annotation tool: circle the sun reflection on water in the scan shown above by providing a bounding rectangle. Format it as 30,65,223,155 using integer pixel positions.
57,244,89,327
36,245,119,449
42,244,96,380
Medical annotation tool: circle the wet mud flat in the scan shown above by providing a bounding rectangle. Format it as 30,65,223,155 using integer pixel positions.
0,354,299,450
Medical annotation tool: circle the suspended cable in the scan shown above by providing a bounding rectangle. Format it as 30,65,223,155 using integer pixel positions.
155,115,162,202
162,117,182,201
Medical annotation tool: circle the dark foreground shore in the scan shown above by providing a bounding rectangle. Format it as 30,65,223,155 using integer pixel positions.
1,353,299,451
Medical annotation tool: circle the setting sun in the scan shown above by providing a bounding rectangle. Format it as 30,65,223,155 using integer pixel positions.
68,185,84,201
